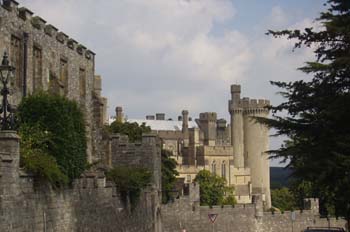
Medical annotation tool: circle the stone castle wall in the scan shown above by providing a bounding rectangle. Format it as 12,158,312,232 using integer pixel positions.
0,130,160,232
161,184,347,232
0,1,107,163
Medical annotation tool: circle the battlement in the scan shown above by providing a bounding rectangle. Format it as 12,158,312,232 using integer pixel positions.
241,97,270,109
199,112,217,122
216,118,227,128
0,1,95,60
231,84,241,93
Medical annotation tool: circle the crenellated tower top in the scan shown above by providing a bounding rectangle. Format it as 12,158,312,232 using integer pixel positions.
229,85,270,115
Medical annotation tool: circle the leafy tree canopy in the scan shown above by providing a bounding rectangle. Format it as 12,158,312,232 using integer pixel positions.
262,0,350,219
194,170,236,206
108,121,151,142
18,93,87,183
161,149,179,204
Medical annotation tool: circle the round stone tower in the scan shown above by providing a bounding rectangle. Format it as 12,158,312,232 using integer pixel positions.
228,85,244,168
242,97,271,208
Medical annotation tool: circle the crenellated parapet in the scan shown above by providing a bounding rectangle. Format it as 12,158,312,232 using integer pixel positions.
241,98,270,115
199,112,217,122
0,0,95,59
229,98,270,115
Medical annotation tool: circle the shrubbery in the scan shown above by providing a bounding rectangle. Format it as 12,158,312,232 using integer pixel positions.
161,149,179,204
106,166,152,209
108,121,151,142
18,93,87,186
194,170,236,206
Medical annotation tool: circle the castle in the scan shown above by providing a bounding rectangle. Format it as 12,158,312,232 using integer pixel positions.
113,84,271,208
0,1,347,231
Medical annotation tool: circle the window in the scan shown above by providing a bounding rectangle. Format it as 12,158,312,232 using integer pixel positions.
32,46,42,92
10,35,22,89
221,161,226,179
48,71,60,95
187,175,191,183
79,68,86,101
59,58,68,95
211,161,216,175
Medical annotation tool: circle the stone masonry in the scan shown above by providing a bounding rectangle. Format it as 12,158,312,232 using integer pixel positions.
161,183,347,232
0,0,108,163
0,130,160,232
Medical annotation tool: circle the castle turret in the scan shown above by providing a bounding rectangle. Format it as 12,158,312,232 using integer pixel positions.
242,97,271,209
115,106,123,123
229,85,244,168
198,112,217,146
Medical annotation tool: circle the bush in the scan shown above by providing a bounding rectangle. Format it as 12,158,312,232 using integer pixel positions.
19,124,68,187
194,170,236,206
108,121,151,142
271,187,297,212
106,166,152,209
18,92,87,183
161,149,179,204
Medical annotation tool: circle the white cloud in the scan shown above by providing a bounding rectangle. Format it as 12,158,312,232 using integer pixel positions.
20,0,249,118
18,1,322,166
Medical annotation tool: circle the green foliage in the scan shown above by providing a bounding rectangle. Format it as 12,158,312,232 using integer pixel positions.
109,121,151,142
222,193,237,206
106,166,152,209
271,188,297,212
161,149,179,204
263,0,350,219
19,124,68,187
194,170,236,206
18,92,87,182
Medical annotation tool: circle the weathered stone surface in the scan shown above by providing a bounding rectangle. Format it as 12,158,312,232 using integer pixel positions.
0,131,160,232
161,186,347,232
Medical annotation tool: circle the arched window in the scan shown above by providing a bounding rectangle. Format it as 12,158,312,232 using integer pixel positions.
221,161,226,178
211,161,216,175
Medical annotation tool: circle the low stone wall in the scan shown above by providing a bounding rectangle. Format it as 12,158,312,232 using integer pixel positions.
161,183,347,232
0,131,159,232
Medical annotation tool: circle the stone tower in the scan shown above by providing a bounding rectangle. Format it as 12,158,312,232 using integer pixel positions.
115,106,124,123
228,84,271,208
198,112,217,146
229,85,244,168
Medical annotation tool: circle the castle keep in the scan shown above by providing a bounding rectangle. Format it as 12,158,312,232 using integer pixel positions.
115,84,271,208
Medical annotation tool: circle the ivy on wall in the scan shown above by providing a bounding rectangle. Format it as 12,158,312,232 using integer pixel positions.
17,92,87,186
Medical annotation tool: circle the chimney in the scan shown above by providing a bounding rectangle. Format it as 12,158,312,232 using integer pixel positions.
182,110,189,134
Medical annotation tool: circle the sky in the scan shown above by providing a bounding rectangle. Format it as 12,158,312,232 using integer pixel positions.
20,0,326,166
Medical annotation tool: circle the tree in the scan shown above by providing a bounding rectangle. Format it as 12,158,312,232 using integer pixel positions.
18,93,87,184
261,0,350,222
109,121,151,142
194,170,236,206
161,149,179,204
271,187,297,212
